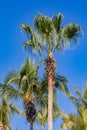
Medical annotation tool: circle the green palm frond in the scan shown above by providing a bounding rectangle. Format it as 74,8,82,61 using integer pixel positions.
35,60,42,77
4,70,20,86
0,95,21,130
61,85,87,130
3,86,22,100
20,24,42,54
55,74,69,95
52,13,63,33
61,108,87,130
83,85,87,103
69,85,87,109
62,23,82,42
19,58,39,94
34,13,55,36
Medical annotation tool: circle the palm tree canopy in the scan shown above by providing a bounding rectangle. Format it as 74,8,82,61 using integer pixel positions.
60,85,87,130
0,58,41,101
1,58,69,105
20,13,82,55
68,84,87,109
60,107,87,130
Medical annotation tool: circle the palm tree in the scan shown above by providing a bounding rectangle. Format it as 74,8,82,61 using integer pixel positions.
60,107,87,130
0,95,20,130
2,58,41,130
20,13,82,130
1,58,69,130
37,104,61,130
69,85,87,109
60,85,87,130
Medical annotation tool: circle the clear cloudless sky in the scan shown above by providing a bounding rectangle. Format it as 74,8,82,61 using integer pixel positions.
0,0,87,129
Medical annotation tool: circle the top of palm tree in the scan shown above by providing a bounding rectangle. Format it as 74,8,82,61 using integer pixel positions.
20,13,82,55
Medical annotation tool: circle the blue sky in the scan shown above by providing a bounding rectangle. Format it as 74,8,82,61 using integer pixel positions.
0,0,87,129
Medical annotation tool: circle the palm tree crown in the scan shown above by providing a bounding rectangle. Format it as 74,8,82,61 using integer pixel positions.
20,13,82,55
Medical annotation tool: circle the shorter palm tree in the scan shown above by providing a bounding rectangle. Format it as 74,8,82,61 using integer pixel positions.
60,107,87,130
2,58,40,130
60,85,87,130
0,95,20,130
37,104,61,130
1,58,69,130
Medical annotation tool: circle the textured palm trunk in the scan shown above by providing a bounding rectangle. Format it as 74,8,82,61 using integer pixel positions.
30,122,33,130
41,125,44,130
44,52,56,130
48,76,53,130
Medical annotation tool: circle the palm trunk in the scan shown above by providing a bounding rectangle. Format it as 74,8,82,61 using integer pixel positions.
45,52,56,130
48,77,53,130
41,124,44,130
30,122,33,130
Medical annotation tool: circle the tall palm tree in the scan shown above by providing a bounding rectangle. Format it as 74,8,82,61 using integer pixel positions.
20,13,82,130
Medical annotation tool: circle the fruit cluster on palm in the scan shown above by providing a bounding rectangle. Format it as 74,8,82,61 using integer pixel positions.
24,100,36,130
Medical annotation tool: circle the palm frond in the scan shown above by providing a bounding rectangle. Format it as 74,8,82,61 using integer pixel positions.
83,85,87,103
34,13,55,36
4,70,20,86
62,23,82,46
55,74,69,94
20,24,42,54
35,60,42,76
52,13,63,33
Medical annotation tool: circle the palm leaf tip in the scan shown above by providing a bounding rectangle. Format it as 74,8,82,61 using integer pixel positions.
34,13,55,35
52,13,63,32
63,23,82,40
20,24,32,34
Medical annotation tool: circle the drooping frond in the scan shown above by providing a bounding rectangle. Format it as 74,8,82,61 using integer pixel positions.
20,24,42,54
55,74,69,95
61,23,82,50
62,23,82,39
4,70,20,86
3,86,22,100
